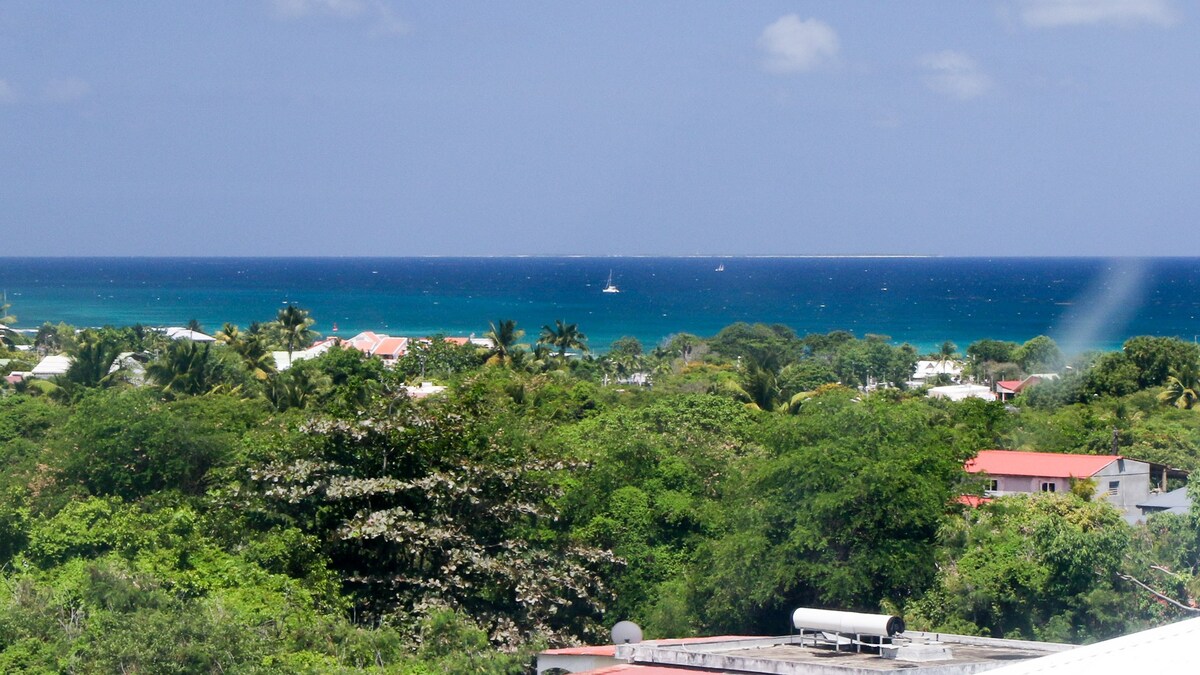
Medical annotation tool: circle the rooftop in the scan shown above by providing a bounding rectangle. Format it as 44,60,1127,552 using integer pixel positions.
543,632,1071,675
966,450,1119,479
983,616,1200,675
927,384,996,402
163,327,216,342
1137,486,1191,514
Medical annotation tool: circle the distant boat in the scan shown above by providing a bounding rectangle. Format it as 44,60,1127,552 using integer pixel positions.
602,270,620,294
715,263,725,272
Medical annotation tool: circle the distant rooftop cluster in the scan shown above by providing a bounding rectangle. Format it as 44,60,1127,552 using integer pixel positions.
8,326,493,400
271,330,492,370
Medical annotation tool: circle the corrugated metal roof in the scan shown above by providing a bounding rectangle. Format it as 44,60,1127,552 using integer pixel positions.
31,354,73,375
1137,487,1191,511
966,450,1117,478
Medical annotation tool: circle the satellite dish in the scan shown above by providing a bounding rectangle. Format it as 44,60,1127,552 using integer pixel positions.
611,620,644,645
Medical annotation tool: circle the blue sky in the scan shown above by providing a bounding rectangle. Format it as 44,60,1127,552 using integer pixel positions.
2,1,1197,256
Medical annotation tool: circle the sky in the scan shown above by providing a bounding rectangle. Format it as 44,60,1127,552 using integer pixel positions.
2,1,1198,257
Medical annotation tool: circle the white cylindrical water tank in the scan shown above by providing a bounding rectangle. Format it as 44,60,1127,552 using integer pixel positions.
792,608,905,637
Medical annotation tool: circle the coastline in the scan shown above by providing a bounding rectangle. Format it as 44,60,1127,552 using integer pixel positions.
2,256,1196,354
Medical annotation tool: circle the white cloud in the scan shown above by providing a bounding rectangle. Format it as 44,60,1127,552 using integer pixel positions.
758,15,839,74
42,77,92,103
1017,0,1176,27
918,51,991,100
0,80,17,104
270,0,408,34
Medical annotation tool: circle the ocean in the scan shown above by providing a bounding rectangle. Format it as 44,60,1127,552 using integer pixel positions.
1,257,1197,354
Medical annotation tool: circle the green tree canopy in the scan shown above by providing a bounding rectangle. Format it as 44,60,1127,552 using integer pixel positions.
908,493,1133,642
688,393,971,634
1014,336,1064,373
709,323,802,371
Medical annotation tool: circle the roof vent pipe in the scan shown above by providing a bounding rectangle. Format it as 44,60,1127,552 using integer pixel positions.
792,608,905,637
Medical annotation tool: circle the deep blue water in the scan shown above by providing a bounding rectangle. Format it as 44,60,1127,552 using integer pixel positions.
1,257,1198,353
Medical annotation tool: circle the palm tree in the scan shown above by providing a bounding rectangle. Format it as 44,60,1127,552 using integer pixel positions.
0,292,14,325
739,362,782,411
485,319,524,365
147,340,215,397
216,323,275,380
62,330,123,390
538,320,588,358
265,368,330,411
0,292,16,348
215,322,241,345
937,340,957,370
276,305,316,359
1158,365,1200,410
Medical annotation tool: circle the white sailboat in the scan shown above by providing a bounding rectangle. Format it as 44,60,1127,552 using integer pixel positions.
715,263,725,272
602,270,620,293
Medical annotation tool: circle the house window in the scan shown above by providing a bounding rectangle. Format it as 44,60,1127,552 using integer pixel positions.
989,480,999,492
1108,480,1119,496
1041,482,1056,493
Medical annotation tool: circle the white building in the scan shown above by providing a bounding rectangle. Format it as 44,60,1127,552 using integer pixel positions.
911,359,963,384
31,354,72,379
163,327,217,342
403,381,447,399
927,384,995,402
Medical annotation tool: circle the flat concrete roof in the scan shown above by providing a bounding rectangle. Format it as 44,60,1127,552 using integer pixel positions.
611,632,1071,675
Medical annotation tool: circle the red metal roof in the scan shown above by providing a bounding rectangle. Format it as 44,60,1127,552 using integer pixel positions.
578,662,696,667
542,635,754,660
540,644,618,657
966,450,1118,478
996,380,1024,392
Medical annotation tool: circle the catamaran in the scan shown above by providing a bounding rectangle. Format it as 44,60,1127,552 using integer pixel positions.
602,270,620,293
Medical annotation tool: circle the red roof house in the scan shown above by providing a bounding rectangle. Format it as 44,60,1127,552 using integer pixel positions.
966,450,1119,480
965,450,1180,522
994,375,1051,401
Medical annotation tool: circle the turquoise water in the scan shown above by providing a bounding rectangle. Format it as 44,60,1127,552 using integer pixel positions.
1,257,1197,353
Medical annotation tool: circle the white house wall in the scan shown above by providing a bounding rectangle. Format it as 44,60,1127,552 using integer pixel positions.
983,459,1151,520
1094,459,1151,518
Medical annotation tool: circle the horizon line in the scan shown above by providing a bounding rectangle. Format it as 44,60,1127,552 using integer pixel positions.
1,254,1194,260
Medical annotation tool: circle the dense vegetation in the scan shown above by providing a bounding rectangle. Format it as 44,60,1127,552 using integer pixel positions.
2,309,1200,672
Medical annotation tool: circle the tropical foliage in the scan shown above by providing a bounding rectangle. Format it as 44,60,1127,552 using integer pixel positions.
4,315,1200,670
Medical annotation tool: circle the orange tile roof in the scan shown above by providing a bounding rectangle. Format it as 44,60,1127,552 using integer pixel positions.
344,331,382,352
966,450,1118,478
373,337,409,357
